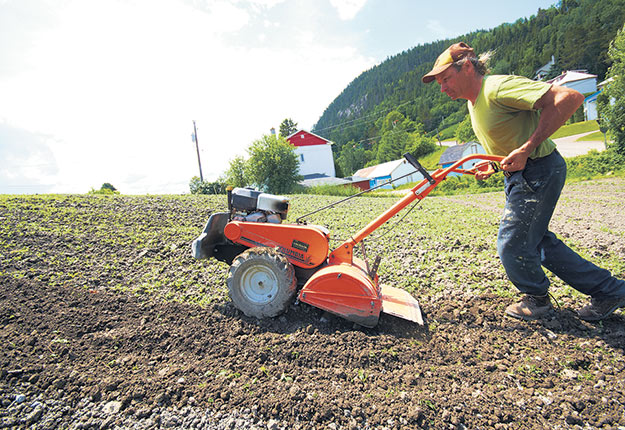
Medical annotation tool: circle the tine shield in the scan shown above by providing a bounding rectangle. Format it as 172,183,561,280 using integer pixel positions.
380,285,424,325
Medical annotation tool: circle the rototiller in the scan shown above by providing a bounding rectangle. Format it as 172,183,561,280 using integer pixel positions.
192,153,504,327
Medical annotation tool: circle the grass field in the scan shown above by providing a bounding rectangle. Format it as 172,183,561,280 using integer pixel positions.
550,119,600,139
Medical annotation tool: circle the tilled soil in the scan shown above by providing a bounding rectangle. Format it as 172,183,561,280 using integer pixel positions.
1,179,625,429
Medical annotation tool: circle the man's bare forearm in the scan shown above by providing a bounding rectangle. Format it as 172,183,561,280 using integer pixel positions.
520,85,585,154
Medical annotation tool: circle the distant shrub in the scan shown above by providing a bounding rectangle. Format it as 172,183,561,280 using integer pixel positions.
88,183,119,195
189,176,226,195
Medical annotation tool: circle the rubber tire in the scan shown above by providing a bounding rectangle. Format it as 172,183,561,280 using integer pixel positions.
227,247,296,319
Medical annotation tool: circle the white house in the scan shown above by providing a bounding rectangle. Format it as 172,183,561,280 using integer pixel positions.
438,142,485,177
286,130,336,179
353,158,425,190
547,70,599,121
547,70,598,94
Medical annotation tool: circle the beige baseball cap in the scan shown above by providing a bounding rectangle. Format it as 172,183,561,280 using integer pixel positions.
422,42,476,83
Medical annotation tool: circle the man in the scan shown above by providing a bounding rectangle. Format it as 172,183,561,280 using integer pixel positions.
422,42,625,321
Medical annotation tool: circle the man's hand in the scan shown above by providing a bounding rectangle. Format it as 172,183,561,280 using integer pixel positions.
501,147,530,172
473,161,496,180
475,170,494,180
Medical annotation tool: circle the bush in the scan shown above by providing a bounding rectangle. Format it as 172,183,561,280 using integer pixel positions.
189,176,226,195
88,183,119,195
407,135,438,159
565,149,625,181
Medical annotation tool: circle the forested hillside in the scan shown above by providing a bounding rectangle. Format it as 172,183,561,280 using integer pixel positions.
312,0,625,176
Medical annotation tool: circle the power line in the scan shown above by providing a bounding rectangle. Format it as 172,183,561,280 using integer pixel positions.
313,98,419,135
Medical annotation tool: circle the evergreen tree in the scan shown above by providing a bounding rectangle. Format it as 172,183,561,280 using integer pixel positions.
279,118,298,137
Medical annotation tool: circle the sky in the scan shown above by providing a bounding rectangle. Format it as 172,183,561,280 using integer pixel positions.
0,0,557,194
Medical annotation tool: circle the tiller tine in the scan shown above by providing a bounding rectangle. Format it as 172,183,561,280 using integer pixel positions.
380,284,424,325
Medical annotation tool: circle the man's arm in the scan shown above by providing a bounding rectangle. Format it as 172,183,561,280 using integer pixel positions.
500,85,584,172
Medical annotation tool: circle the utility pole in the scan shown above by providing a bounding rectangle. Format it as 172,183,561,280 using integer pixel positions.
192,120,204,182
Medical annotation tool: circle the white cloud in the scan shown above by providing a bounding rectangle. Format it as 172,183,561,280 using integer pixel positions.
0,0,374,194
329,0,367,20
0,122,59,194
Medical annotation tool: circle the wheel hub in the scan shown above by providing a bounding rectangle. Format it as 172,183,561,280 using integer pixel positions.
240,264,279,305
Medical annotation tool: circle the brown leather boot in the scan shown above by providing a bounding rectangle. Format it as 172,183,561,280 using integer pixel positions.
578,295,625,321
505,294,553,320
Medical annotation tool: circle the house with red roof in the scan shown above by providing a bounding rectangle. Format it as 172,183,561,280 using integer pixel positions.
286,130,335,179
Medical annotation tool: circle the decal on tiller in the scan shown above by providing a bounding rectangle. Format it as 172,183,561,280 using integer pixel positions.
291,239,310,252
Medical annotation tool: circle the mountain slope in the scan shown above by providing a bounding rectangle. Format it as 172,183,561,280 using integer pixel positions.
312,0,625,155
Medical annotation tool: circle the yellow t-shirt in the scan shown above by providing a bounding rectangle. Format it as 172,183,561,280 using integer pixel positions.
468,75,556,158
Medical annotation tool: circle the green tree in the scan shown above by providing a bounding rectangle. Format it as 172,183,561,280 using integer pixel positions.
374,111,418,163
600,23,625,156
247,134,302,194
224,155,249,188
101,183,117,192
406,134,437,159
279,118,298,137
337,141,369,176
455,115,477,143
376,129,413,164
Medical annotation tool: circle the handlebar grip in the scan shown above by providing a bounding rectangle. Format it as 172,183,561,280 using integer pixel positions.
403,152,435,184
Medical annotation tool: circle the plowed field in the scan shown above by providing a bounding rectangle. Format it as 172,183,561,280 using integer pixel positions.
1,178,625,429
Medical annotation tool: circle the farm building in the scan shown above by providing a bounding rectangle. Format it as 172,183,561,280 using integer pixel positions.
439,142,485,177
344,176,371,191
547,70,597,94
353,158,426,190
539,70,600,121
286,130,336,179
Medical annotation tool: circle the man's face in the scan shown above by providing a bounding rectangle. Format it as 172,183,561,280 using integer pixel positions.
435,64,465,100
